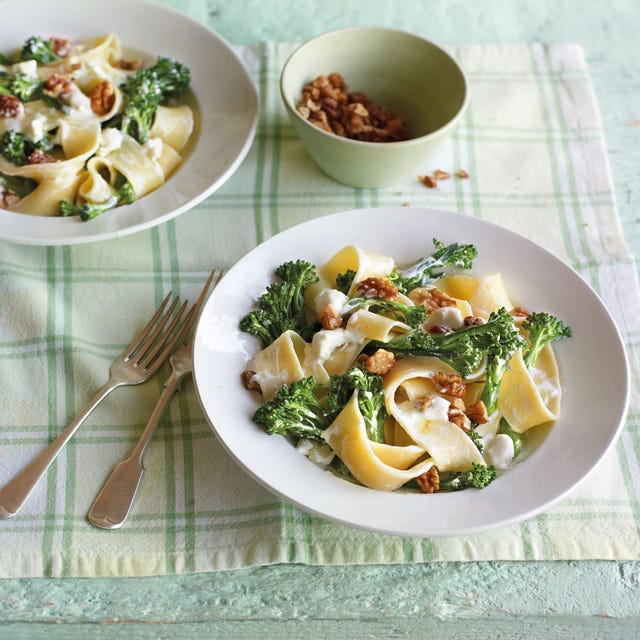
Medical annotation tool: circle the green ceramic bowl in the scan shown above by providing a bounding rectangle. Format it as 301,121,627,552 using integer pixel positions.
280,27,468,188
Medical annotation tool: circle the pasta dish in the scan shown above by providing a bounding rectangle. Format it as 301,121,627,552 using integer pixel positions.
0,34,193,220
240,240,572,494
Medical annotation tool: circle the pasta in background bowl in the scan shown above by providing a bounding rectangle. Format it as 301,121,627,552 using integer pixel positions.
193,207,629,537
0,0,258,245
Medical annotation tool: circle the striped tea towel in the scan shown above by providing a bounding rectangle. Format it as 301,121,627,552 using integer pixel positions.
0,42,638,577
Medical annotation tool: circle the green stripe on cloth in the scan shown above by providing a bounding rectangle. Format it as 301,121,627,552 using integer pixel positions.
0,41,639,577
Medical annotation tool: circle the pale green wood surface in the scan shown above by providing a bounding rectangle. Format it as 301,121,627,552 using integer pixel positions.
1,1,639,638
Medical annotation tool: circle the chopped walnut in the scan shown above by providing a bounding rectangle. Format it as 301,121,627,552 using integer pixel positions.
409,286,457,313
44,73,72,97
448,397,471,432
457,169,470,179
432,372,466,398
463,315,485,327
358,349,396,375
50,37,70,58
0,94,24,119
414,395,433,411
416,466,440,493
434,169,451,180
27,148,55,164
0,188,20,209
511,306,530,319
90,81,116,116
117,58,143,71
356,277,398,300
241,370,261,392
428,324,453,335
465,399,489,425
420,174,438,189
296,73,408,143
318,303,343,330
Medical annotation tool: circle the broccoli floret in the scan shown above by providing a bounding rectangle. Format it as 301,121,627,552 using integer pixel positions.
368,307,521,378
253,377,330,442
439,463,497,492
240,259,318,348
0,72,42,102
522,311,572,368
110,57,190,144
478,307,525,414
328,367,387,443
345,297,427,328
335,269,356,295
20,37,58,63
58,180,135,221
0,130,52,166
467,428,484,453
390,238,478,293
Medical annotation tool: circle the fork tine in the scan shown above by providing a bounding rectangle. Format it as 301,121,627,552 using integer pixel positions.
122,291,175,359
136,299,190,370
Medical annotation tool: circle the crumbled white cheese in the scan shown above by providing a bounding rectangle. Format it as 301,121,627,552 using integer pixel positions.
483,433,515,470
10,59,38,79
313,287,348,315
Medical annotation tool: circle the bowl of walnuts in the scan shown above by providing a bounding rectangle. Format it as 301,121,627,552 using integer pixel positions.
280,26,468,188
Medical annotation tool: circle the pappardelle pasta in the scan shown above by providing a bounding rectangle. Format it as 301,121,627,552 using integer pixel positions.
240,240,572,494
0,34,193,220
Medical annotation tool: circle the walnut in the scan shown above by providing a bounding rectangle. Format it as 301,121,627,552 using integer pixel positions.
116,58,143,71
448,397,471,432
27,148,55,164
358,349,396,375
409,287,457,313
241,370,261,392
511,307,530,319
0,94,24,119
296,73,408,143
465,399,489,425
432,372,466,398
457,169,470,178
50,37,70,58
420,175,438,189
414,395,433,411
356,277,398,300
44,74,72,96
434,169,451,180
318,304,343,330
463,315,485,327
0,188,20,209
428,324,453,335
416,466,440,493
90,81,116,116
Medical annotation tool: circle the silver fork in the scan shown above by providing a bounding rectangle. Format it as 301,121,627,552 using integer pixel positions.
87,270,220,530
0,291,192,519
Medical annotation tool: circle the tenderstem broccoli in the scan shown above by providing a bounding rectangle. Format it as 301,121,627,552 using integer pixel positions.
109,57,190,144
479,308,525,415
253,376,331,442
390,238,478,293
368,307,521,378
439,462,497,492
344,297,427,329
335,269,356,295
328,367,387,443
20,37,59,63
239,259,319,348
0,130,52,166
522,311,572,368
58,180,135,221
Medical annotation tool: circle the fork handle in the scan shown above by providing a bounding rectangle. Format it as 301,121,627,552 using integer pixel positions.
87,371,187,529
0,380,118,519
